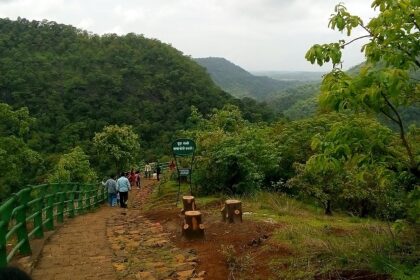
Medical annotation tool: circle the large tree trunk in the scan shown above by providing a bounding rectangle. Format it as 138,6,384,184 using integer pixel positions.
181,195,196,214
221,199,242,223
182,211,205,239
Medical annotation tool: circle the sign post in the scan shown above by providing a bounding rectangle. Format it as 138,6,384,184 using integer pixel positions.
172,139,196,205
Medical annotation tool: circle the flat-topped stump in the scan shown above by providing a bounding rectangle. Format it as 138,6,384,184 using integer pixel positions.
181,195,196,214
221,199,242,223
182,210,205,239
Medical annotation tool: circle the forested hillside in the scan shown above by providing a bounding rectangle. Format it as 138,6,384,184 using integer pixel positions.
194,57,296,100
252,70,324,81
0,18,274,159
0,1,418,278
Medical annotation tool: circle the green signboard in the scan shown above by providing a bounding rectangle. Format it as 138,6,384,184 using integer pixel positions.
179,168,190,176
172,139,196,156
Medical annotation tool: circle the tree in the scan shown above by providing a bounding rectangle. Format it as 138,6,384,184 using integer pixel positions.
269,113,342,182
305,0,419,176
49,146,96,183
93,125,140,174
184,105,277,195
0,103,42,200
289,115,401,216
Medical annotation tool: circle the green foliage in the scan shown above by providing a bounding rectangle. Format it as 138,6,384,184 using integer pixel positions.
265,82,320,116
406,186,420,224
0,103,34,137
328,3,363,36
0,18,271,164
305,0,420,176
93,125,140,174
283,97,318,120
49,146,96,183
194,57,296,100
0,103,42,200
289,115,408,216
269,114,341,183
305,43,342,67
185,105,277,195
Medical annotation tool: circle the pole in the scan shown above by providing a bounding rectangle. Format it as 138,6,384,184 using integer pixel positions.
189,152,195,195
174,153,181,206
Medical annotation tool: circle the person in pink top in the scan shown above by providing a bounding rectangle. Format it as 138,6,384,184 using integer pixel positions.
135,170,140,189
129,169,135,187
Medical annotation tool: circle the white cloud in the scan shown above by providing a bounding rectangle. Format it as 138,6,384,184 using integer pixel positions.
0,0,377,71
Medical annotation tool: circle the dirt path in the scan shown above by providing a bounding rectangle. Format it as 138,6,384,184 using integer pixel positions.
30,178,156,280
107,178,205,280
31,206,117,280
30,177,205,280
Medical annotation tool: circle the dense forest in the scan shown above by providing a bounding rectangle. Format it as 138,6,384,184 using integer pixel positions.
0,17,277,196
0,0,419,277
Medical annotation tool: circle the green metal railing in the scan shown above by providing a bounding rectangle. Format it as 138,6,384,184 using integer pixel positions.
0,182,107,267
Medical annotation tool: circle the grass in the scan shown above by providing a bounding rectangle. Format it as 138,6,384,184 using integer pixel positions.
219,244,255,280
147,181,419,279
241,192,419,279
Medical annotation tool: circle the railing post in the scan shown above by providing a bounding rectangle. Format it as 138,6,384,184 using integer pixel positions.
45,185,54,230
86,185,92,212
94,184,99,208
77,184,84,214
68,184,77,218
16,188,31,255
0,197,15,267
33,192,44,238
0,220,7,267
57,183,65,223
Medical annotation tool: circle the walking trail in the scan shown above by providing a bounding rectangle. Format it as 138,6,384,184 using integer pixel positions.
30,177,203,280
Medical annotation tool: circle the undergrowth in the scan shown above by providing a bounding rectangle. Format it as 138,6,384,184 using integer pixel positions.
149,181,419,279
245,192,419,280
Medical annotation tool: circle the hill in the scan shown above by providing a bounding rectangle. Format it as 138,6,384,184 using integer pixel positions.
194,57,324,119
0,18,274,159
194,57,296,100
252,70,324,82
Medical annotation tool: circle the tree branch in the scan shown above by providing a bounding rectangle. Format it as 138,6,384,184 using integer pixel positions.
341,35,372,48
360,24,373,36
379,108,399,124
380,91,417,171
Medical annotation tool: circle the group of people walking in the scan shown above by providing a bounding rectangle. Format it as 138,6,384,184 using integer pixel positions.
102,164,162,208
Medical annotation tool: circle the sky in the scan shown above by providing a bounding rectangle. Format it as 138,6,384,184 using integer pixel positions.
0,0,378,72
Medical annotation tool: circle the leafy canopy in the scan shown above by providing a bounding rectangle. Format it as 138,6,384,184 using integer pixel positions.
184,105,277,195
305,0,419,175
0,103,42,200
49,146,96,183
93,125,140,174
289,115,402,216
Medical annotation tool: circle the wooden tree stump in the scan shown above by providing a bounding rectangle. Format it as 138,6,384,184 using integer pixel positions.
221,199,242,223
181,195,196,214
182,210,205,239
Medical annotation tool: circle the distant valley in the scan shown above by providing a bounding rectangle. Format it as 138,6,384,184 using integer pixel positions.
252,70,325,82
195,57,322,119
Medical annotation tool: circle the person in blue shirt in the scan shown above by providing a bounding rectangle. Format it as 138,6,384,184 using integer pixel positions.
102,175,117,206
116,172,131,208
